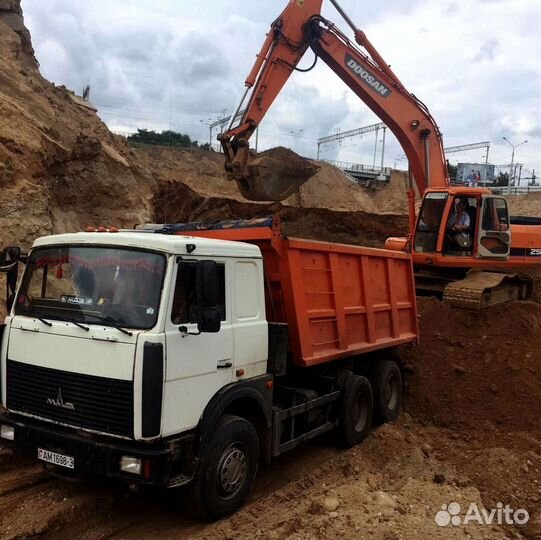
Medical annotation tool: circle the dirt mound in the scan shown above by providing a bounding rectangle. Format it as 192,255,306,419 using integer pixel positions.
0,6,155,250
134,146,410,215
283,163,410,214
151,176,409,247
405,297,541,436
259,145,319,174
508,191,541,217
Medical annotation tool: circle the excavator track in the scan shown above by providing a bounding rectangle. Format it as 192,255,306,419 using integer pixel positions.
442,271,529,310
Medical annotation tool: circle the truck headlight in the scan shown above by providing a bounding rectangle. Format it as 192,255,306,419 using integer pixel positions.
119,455,142,475
0,424,15,441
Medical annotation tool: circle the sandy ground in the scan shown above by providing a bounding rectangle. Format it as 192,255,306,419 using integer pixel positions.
1,298,539,540
508,192,541,218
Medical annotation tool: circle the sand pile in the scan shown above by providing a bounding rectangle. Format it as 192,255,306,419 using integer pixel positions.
507,191,541,217
0,6,155,250
134,145,411,215
405,297,541,436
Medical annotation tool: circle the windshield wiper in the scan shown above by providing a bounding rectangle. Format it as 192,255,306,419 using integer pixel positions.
83,314,133,336
35,315,89,331
68,320,90,331
51,315,90,331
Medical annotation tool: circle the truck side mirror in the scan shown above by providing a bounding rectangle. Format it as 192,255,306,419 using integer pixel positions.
198,307,221,333
1,246,22,313
1,246,21,264
195,261,221,333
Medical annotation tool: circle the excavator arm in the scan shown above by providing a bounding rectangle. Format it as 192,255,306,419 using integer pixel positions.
220,0,450,201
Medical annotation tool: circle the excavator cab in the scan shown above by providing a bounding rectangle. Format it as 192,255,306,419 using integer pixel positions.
414,191,511,260
413,192,520,309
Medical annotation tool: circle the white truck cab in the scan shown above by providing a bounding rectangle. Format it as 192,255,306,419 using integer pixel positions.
0,231,275,517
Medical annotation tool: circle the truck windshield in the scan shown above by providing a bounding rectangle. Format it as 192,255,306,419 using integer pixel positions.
413,192,448,253
14,246,166,330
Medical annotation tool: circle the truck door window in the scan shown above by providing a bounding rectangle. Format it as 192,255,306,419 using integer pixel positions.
171,261,226,324
234,261,260,319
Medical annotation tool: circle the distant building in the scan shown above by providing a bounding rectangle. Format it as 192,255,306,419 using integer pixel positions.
457,163,495,185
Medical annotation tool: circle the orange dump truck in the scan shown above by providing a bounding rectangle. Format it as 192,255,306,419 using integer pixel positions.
164,216,418,369
0,216,418,521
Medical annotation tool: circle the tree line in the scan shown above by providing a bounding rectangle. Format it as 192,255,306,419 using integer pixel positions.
127,129,213,151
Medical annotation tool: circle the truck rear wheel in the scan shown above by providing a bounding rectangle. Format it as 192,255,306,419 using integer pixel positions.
370,359,403,424
183,414,259,521
337,373,373,447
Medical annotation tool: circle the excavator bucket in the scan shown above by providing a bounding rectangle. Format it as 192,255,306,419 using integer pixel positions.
234,148,320,202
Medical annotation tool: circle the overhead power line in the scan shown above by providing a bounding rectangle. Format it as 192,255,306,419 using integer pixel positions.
444,141,490,154
317,122,386,160
209,109,247,130
317,122,385,145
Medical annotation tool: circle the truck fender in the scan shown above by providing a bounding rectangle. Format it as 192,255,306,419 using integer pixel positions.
196,374,273,455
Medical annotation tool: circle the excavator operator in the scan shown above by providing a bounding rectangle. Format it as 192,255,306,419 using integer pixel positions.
447,199,472,252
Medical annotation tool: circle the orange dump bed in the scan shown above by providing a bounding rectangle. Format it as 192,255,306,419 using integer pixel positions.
168,217,418,368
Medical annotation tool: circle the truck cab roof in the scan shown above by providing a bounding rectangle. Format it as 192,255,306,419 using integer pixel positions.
32,231,262,259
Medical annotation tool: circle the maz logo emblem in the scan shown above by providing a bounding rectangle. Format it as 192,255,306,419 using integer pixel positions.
46,388,75,411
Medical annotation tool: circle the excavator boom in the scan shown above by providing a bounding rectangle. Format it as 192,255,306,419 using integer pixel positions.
220,0,449,202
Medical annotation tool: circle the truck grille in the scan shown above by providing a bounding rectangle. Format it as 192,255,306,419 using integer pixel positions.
6,359,134,438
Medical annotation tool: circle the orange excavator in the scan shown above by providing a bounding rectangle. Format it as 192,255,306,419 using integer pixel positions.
219,0,541,309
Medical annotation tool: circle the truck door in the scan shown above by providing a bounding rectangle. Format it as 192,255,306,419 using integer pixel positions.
161,259,234,437
476,196,511,259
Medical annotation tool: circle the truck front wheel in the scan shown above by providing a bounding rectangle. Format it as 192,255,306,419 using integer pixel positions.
337,374,373,447
183,414,259,521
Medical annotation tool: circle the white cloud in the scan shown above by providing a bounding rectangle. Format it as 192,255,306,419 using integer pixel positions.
21,0,540,174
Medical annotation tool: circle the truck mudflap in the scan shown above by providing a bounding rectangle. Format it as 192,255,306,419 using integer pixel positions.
0,412,197,488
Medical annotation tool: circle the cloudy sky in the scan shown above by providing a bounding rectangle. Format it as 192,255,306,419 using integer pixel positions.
22,0,541,181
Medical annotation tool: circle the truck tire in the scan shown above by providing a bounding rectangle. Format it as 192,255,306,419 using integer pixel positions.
369,359,403,424
337,374,373,447
183,414,259,521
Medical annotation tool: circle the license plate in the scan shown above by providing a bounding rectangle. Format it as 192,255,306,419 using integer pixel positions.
38,448,75,469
